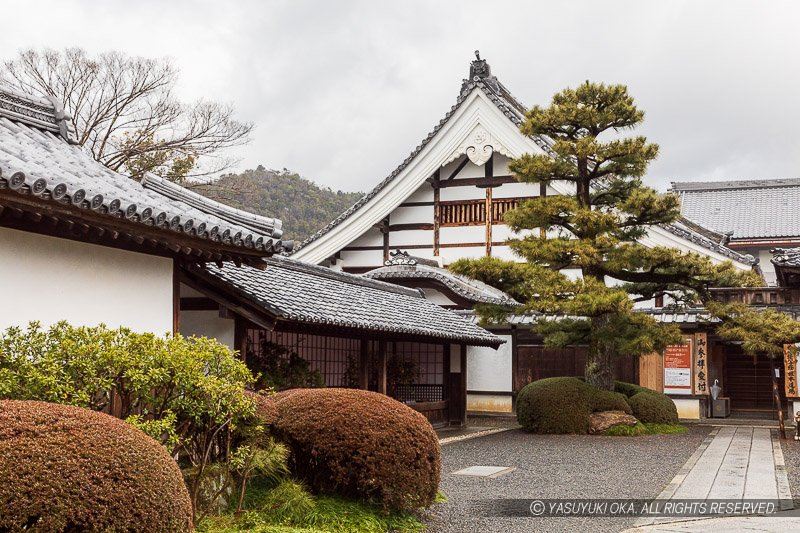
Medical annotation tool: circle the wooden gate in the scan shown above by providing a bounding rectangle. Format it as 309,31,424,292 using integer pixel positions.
514,344,637,392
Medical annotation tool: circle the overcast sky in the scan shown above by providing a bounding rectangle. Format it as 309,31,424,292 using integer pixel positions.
3,0,799,192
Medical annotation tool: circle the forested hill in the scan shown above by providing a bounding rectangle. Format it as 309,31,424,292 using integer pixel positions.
193,165,363,242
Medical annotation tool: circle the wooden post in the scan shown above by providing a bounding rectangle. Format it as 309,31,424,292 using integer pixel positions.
378,340,388,395
380,217,390,263
172,261,181,335
459,344,467,425
771,356,787,439
432,170,441,257
359,339,370,390
234,316,248,363
485,187,493,257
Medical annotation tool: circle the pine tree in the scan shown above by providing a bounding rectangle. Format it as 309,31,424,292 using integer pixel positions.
450,82,760,390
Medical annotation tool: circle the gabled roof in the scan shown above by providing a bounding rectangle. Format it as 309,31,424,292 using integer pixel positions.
0,85,285,257
671,178,800,240
657,218,757,265
363,251,519,306
293,55,554,258
292,55,755,268
186,256,503,347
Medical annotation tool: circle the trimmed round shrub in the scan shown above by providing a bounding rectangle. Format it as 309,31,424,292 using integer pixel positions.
266,388,440,511
614,381,649,398
517,377,594,433
517,377,637,433
0,400,192,532
627,391,679,424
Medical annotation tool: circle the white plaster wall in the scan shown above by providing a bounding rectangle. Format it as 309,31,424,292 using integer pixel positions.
467,393,513,413
338,249,384,267
390,229,433,246
489,245,518,261
441,246,486,264
467,336,513,392
754,248,777,286
440,225,485,242
179,310,235,351
405,184,433,203
492,181,539,198
390,205,433,224
672,398,701,420
0,226,173,333
440,187,486,201
349,227,383,247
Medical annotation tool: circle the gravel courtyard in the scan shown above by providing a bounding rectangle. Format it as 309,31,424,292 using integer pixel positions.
427,426,710,533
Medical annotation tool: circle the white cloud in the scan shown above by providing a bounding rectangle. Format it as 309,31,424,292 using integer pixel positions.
2,0,799,192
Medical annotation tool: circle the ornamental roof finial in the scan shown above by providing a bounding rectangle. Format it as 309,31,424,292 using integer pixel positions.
469,51,491,80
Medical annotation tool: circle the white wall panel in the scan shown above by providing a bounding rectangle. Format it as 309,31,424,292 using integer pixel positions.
493,181,539,198
441,246,486,264
405,183,434,203
339,249,383,267
349,227,383,247
467,337,513,392
441,225,485,242
489,245,519,261
390,229,433,246
390,205,433,224
420,288,455,306
180,311,235,350
440,187,486,201
0,226,173,333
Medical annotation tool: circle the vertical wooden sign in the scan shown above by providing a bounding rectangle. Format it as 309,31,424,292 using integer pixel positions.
784,344,799,398
693,332,708,395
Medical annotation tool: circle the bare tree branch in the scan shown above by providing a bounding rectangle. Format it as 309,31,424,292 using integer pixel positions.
1,47,253,182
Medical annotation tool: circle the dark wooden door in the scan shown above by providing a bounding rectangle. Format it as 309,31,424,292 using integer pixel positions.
724,346,784,411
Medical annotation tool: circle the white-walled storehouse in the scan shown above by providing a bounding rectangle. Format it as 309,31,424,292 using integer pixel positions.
292,55,758,417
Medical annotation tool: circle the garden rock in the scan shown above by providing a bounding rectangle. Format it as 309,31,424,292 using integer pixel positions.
588,410,638,434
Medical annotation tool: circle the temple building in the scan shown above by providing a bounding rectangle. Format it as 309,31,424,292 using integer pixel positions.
292,54,800,420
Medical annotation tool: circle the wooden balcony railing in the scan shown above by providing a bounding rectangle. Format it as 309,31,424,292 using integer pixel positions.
709,287,800,305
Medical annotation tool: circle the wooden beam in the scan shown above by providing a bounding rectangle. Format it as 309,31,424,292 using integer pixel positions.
179,297,220,311
437,175,515,189
445,156,469,181
388,223,434,231
378,340,388,395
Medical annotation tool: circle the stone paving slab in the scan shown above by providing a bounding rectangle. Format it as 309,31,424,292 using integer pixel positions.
626,515,800,532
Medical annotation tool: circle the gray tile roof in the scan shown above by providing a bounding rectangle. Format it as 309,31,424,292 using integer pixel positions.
197,256,503,346
455,307,718,326
671,178,800,240
658,218,757,265
363,251,518,306
0,86,284,253
772,247,800,268
293,57,752,264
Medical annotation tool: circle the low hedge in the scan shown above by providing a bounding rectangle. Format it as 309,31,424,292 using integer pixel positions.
615,381,679,424
516,377,632,434
265,388,440,512
0,400,192,532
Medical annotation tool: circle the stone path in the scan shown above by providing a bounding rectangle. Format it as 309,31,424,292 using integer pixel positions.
632,426,793,530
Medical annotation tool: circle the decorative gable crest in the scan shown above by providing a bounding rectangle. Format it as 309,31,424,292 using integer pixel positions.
385,250,417,266
449,124,513,166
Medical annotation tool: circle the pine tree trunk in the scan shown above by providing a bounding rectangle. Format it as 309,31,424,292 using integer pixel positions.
586,315,615,390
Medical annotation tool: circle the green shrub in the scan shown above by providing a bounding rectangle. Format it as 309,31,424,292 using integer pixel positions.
592,388,633,414
0,400,192,532
0,321,257,519
517,377,593,434
265,388,440,512
614,381,649,398
517,377,639,433
628,391,679,424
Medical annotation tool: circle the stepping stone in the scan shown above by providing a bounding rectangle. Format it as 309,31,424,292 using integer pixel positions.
452,465,515,478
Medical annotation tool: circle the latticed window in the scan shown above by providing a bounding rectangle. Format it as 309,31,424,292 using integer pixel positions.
439,197,528,226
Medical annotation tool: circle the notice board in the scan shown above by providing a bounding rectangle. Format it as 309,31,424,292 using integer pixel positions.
663,336,693,395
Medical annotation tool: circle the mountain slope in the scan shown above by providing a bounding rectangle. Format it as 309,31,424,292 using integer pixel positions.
193,166,363,243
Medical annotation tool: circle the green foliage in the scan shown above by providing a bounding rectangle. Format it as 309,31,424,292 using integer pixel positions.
603,422,687,437
198,480,425,533
614,380,649,397
247,339,324,390
710,302,800,358
517,377,632,434
193,166,363,242
627,391,679,424
450,82,759,389
0,321,257,521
